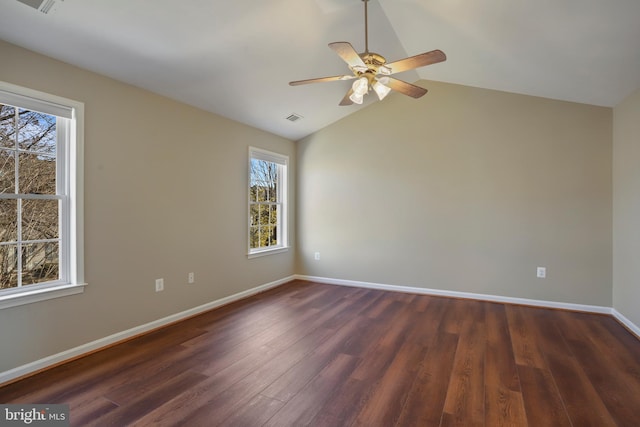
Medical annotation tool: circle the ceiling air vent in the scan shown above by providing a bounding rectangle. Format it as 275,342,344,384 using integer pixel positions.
285,113,303,122
16,0,63,14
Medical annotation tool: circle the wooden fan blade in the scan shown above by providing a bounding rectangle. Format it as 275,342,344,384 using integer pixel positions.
289,75,354,86
385,78,428,98
386,49,446,74
329,42,366,69
339,88,354,106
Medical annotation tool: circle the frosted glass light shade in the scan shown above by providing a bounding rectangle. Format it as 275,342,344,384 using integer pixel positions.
373,81,391,100
351,77,369,96
349,92,364,104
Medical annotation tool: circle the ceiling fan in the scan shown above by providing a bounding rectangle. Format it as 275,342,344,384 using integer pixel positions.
289,0,446,106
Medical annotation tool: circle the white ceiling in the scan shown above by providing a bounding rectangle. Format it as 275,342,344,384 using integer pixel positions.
1,0,639,141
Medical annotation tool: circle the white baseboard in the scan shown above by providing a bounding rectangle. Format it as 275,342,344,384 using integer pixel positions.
612,309,640,339
295,274,613,315
0,275,294,386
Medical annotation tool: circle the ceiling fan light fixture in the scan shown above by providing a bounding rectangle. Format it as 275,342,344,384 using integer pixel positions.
350,76,369,103
351,76,369,96
349,92,364,104
373,80,391,100
378,65,392,76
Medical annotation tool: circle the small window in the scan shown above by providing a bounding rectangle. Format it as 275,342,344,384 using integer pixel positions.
0,81,85,309
248,147,288,257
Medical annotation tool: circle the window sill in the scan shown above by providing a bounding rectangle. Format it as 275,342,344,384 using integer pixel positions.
0,283,87,310
247,247,289,259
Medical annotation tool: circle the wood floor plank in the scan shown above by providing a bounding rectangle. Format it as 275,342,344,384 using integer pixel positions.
580,315,640,382
218,394,285,427
65,396,118,427
484,303,528,426
322,288,385,330
441,301,486,427
352,341,427,426
89,370,208,426
555,310,640,426
439,298,471,335
102,351,200,405
1,338,193,405
188,294,352,377
350,300,418,381
260,312,374,402
403,295,447,345
505,304,547,369
395,332,459,427
523,306,618,426
365,292,398,319
262,353,360,427
307,376,370,426
410,292,432,312
0,280,638,426
516,364,573,427
130,325,335,426
599,314,640,356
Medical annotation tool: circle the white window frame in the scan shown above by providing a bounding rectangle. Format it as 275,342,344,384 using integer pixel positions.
248,147,288,258
0,81,85,309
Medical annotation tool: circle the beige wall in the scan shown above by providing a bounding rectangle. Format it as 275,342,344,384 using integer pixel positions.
613,88,640,328
0,40,295,373
297,80,612,306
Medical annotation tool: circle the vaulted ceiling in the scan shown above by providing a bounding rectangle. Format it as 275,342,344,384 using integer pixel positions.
1,0,639,140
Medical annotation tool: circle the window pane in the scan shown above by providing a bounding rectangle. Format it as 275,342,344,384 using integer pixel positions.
22,199,59,241
21,242,59,285
269,182,277,202
0,199,18,242
19,152,56,194
250,204,259,227
257,185,267,202
264,185,271,203
251,159,278,202
17,109,56,154
0,244,18,289
0,149,15,193
259,204,269,226
250,226,259,249
269,205,278,225
0,105,16,149
267,226,276,246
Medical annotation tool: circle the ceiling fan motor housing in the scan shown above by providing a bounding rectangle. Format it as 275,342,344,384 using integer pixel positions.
361,52,386,67
353,52,389,87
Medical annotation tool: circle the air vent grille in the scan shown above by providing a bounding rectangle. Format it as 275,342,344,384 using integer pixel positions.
16,0,62,14
40,0,56,13
17,0,43,9
286,113,303,122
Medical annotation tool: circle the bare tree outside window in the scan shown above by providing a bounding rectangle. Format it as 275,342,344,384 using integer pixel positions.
0,104,59,289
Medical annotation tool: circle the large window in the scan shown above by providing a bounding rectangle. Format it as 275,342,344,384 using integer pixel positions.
0,82,84,309
248,147,288,257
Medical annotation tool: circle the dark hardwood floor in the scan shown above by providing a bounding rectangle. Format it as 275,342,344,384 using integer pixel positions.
1,280,639,426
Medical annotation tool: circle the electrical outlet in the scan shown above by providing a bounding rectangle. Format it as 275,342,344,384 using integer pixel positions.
155,278,164,292
536,267,546,279
314,252,320,261
188,272,195,284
